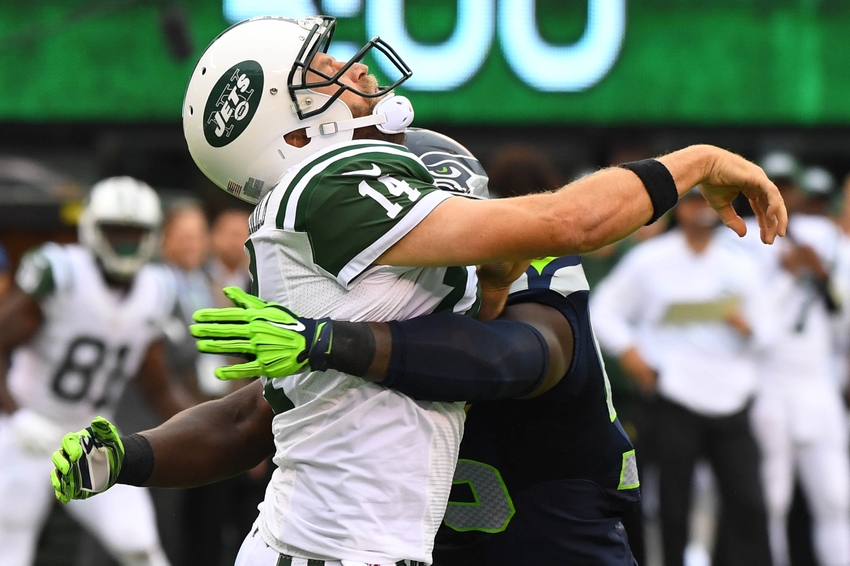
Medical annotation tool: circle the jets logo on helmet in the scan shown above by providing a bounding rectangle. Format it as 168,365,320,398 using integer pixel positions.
183,15,414,206
204,61,263,148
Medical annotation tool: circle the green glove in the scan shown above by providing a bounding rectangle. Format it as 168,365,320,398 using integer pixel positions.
50,416,124,504
190,286,332,380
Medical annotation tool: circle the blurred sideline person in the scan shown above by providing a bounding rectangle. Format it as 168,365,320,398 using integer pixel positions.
157,200,222,401
0,243,12,304
105,199,216,564
485,144,564,199
591,189,773,566
734,153,850,566
0,177,191,566
208,208,253,306
50,14,785,566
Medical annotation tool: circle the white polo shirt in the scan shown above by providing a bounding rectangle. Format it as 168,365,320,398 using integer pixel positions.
590,230,770,416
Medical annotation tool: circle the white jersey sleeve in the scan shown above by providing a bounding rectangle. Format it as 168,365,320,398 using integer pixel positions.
15,242,73,301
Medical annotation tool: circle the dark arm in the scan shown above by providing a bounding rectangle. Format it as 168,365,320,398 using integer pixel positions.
133,379,274,488
325,301,573,402
0,287,44,413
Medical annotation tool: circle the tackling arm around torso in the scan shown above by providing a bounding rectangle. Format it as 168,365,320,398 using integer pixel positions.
333,300,574,402
138,379,275,488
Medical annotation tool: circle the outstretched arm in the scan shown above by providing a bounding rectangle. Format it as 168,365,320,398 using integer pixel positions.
193,288,573,402
341,302,573,400
52,380,275,502
137,380,274,488
379,145,786,268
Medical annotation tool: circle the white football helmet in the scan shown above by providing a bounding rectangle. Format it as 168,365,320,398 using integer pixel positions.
78,177,162,280
182,15,414,205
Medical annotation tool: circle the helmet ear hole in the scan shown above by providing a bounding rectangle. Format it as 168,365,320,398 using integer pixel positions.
284,128,311,149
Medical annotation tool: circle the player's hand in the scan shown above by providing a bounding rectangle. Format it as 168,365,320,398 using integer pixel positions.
50,416,124,504
697,146,788,244
190,287,331,380
477,260,531,291
724,310,752,337
619,348,658,397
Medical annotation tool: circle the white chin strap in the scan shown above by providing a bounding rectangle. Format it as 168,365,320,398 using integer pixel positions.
305,94,414,139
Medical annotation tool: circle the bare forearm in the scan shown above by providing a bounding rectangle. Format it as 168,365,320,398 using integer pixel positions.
0,288,44,414
147,385,196,422
139,382,274,488
543,145,713,254
380,146,726,267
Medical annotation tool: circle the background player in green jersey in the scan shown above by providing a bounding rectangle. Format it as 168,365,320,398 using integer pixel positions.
0,177,192,566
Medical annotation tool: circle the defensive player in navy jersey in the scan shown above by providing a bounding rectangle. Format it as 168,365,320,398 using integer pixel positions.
174,254,638,565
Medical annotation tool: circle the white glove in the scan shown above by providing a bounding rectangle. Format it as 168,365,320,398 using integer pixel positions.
9,408,68,457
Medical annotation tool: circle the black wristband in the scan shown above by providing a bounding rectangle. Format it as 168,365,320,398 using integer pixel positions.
117,433,155,487
619,159,678,224
310,320,375,376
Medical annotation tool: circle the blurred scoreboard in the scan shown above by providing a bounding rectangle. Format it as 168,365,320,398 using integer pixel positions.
1,0,849,125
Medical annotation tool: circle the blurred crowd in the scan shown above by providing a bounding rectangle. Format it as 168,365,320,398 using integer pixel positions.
113,200,266,566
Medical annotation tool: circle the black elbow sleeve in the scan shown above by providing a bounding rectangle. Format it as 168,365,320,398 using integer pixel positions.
383,313,549,402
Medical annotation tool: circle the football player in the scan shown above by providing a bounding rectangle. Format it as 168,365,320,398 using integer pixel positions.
183,130,639,565
51,13,784,566
0,177,190,566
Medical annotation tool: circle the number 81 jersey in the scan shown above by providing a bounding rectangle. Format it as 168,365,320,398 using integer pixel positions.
9,243,177,429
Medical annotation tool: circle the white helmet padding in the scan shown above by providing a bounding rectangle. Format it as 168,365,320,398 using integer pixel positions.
78,177,162,280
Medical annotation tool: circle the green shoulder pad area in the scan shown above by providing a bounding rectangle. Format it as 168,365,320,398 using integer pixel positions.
15,247,57,300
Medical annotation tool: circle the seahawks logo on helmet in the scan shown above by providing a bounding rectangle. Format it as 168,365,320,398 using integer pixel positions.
418,152,489,198
403,128,489,199
203,61,263,148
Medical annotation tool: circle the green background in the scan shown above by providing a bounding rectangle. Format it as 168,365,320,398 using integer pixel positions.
1,0,848,125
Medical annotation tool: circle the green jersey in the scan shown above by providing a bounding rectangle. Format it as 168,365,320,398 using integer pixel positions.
246,139,480,563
